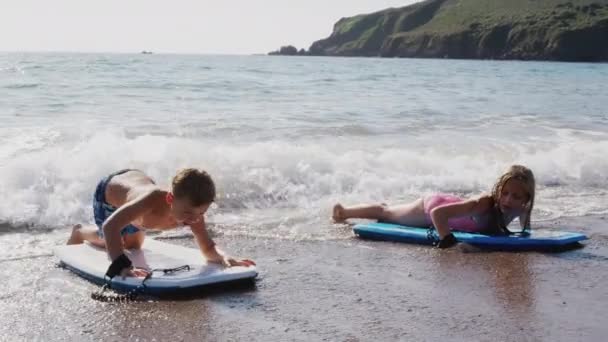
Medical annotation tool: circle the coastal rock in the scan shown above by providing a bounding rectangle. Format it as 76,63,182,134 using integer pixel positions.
268,45,308,56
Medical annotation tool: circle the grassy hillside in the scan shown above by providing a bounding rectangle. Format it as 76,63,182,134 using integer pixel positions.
307,0,608,61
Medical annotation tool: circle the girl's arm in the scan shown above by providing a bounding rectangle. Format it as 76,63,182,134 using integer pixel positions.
430,195,493,239
519,211,530,231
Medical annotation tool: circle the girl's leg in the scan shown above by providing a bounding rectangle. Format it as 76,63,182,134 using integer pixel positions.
380,198,429,227
333,203,387,222
333,198,429,227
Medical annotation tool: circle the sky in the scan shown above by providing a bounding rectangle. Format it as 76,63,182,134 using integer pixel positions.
0,0,419,54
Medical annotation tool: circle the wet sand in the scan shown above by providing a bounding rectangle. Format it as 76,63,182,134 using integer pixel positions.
1,216,607,342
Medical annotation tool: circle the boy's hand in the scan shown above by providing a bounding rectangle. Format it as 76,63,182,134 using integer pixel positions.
120,267,150,279
224,258,256,267
209,257,256,267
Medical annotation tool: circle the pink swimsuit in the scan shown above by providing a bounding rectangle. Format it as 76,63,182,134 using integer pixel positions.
423,194,488,233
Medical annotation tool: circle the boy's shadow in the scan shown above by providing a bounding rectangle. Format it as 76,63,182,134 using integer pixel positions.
91,277,258,302
156,278,258,301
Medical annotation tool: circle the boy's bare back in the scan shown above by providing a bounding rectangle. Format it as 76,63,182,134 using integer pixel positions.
104,170,177,230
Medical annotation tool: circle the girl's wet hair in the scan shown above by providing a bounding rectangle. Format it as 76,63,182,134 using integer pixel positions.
490,164,536,232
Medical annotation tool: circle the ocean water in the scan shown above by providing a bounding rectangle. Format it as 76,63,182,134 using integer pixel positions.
1,52,607,253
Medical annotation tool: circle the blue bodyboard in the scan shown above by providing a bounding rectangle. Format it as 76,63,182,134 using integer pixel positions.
353,222,587,250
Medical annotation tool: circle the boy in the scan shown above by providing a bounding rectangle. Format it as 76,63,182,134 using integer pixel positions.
67,168,255,279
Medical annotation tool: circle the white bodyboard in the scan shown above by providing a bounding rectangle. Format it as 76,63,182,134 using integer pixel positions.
54,239,257,294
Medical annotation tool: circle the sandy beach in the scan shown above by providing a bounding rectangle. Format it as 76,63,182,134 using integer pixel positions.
1,215,606,342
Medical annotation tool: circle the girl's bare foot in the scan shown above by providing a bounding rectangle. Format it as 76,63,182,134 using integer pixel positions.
66,224,83,245
332,203,346,222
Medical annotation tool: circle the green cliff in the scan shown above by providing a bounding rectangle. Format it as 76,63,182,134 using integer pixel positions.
307,0,608,61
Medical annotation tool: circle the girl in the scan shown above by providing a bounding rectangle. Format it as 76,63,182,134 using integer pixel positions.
332,165,535,248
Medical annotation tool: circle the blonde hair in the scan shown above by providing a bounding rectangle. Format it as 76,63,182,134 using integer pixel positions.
490,164,536,232
171,168,216,206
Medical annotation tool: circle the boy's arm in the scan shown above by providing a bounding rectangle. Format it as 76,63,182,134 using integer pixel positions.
430,196,493,239
102,190,158,261
189,218,225,264
190,219,256,267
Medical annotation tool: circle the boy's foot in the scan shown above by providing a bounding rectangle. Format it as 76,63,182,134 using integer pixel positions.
332,203,346,222
66,224,83,245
